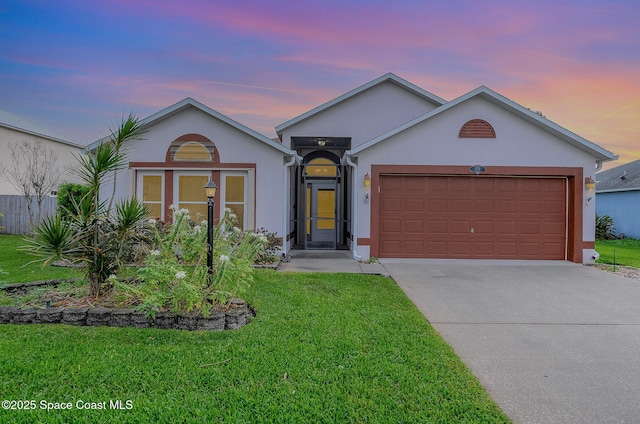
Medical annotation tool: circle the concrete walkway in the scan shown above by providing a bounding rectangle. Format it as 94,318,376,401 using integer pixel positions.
277,249,389,275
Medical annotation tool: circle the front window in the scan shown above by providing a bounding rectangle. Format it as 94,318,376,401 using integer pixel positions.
175,173,210,220
223,173,246,230
138,172,164,220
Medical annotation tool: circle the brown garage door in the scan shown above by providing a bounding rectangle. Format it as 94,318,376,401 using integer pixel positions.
378,175,567,259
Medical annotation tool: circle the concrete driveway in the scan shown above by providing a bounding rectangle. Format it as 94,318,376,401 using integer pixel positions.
381,259,640,424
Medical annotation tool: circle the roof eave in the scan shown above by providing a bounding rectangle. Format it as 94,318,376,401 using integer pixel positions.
85,97,294,156
0,122,83,149
349,86,617,161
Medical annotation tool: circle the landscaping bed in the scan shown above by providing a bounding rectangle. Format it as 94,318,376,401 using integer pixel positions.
0,298,248,331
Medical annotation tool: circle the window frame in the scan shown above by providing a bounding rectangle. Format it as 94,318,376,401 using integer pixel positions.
136,171,165,221
173,171,212,222
220,171,253,230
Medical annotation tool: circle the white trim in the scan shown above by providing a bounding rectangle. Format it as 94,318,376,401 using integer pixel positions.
220,170,251,230
348,86,616,162
136,171,165,221
85,97,294,155
596,188,640,194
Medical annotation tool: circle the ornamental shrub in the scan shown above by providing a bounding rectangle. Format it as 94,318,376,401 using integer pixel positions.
121,207,265,317
56,182,91,216
596,214,616,240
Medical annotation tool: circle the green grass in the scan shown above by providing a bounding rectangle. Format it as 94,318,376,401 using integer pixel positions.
596,238,640,268
0,235,85,285
0,270,510,423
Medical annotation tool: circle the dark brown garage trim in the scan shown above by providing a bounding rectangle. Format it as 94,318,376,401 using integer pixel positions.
370,165,583,263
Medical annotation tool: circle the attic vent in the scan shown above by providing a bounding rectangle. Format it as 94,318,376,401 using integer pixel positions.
459,119,496,138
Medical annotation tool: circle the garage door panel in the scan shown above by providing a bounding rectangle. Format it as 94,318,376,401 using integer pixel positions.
405,220,424,233
544,200,565,214
451,241,471,255
405,198,424,212
380,198,402,212
497,221,518,235
378,175,567,259
474,221,494,234
405,241,425,254
475,199,495,213
452,220,470,234
452,199,471,212
496,199,518,212
428,220,447,233
381,219,401,233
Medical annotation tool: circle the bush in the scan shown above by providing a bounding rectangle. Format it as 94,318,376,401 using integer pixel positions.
56,182,91,215
253,228,280,264
596,214,616,240
119,207,266,317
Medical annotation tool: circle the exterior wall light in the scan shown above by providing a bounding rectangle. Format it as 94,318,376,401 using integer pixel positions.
364,173,371,187
585,177,596,190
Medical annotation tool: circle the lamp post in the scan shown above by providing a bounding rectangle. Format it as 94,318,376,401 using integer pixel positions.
205,179,217,285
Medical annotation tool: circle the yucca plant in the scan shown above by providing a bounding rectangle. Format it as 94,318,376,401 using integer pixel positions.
23,115,149,296
596,214,616,240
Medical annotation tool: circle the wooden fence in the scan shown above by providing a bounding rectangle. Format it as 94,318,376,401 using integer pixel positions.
0,195,57,235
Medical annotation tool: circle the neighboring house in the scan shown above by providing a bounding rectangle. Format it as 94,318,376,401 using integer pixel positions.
0,110,84,195
88,73,616,263
596,159,640,239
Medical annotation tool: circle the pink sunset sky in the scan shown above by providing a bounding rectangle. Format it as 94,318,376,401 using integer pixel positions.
0,0,638,169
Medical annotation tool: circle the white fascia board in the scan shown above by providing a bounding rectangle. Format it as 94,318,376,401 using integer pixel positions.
0,122,84,148
85,97,294,156
349,86,617,162
596,188,640,194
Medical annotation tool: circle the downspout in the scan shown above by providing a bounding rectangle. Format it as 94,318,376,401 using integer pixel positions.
282,154,300,258
343,154,363,261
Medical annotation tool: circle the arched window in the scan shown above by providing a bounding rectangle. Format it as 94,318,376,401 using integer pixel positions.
167,134,217,162
459,119,496,138
174,142,212,161
305,157,338,177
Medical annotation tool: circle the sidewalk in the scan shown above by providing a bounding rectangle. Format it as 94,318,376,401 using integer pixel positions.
277,250,389,276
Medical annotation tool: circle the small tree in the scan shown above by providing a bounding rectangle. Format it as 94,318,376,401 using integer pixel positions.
24,115,150,296
6,140,60,227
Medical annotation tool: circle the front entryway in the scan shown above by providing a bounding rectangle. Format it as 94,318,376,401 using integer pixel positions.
306,180,337,249
291,144,351,251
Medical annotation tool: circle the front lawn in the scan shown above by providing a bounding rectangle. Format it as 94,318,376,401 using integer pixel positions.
0,234,85,285
0,270,509,423
596,239,640,268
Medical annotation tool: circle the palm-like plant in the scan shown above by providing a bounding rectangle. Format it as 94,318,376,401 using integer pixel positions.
24,115,150,296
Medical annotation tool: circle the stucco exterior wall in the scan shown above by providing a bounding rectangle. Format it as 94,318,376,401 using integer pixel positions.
596,191,640,239
104,107,286,237
280,81,439,149
352,97,599,262
0,126,84,195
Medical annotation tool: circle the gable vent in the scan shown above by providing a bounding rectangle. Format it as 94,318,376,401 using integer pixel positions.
459,119,496,138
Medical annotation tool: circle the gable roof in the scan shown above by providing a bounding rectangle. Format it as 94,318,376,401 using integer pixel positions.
348,85,617,162
85,97,294,155
275,73,446,136
0,109,82,148
596,159,640,193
